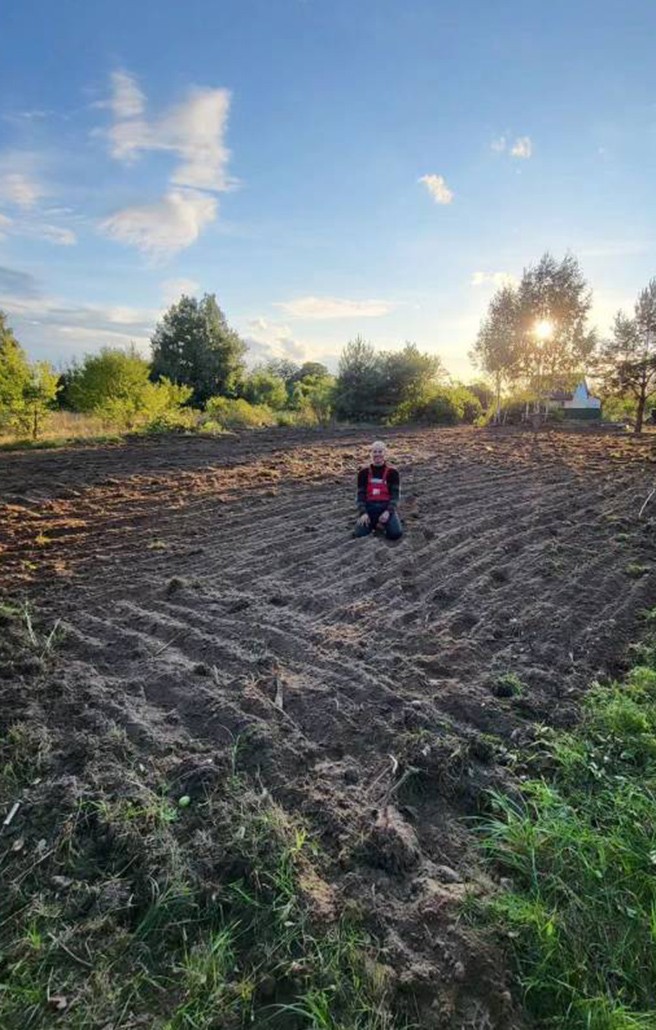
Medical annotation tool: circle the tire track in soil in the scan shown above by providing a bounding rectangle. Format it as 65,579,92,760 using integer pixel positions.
3,425,656,1027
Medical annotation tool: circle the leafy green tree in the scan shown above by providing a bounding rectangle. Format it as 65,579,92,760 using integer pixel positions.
262,358,300,384
0,313,30,431
472,254,596,419
466,379,495,412
242,370,288,409
380,343,446,411
470,284,521,421
65,346,191,428
517,253,596,411
334,336,385,419
389,384,482,426
291,361,331,383
151,294,247,405
596,279,656,434
22,362,59,439
291,374,335,423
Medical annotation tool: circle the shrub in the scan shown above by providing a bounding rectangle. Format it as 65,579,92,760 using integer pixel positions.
204,397,276,429
389,385,482,426
144,409,200,434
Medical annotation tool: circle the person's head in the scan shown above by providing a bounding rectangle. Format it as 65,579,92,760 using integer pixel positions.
370,441,386,465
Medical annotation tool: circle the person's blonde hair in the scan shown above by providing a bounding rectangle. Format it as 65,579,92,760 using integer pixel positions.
371,440,386,453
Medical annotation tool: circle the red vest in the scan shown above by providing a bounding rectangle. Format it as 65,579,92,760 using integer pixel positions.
366,465,393,502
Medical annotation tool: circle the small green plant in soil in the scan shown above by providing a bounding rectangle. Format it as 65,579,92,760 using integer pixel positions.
625,563,651,578
493,672,526,698
0,613,398,1030
475,637,656,1028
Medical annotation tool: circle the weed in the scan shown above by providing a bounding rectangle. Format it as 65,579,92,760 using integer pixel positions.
493,672,526,698
476,635,656,1028
625,563,651,577
0,750,397,1029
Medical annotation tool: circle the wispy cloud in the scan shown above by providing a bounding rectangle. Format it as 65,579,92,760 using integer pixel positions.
36,225,77,246
0,281,159,359
99,70,233,258
418,173,454,205
510,136,532,159
0,171,44,209
276,296,395,319
109,69,146,120
471,271,517,288
491,135,533,159
242,317,306,364
0,266,41,298
101,189,217,261
0,213,11,239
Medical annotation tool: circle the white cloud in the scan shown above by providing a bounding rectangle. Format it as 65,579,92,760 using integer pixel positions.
510,136,532,159
491,135,533,159
0,288,159,360
99,70,233,259
161,277,201,305
276,296,395,319
109,70,146,120
0,171,44,209
242,317,307,365
471,271,518,288
418,173,454,205
106,73,232,192
0,213,11,238
36,224,77,246
101,189,217,259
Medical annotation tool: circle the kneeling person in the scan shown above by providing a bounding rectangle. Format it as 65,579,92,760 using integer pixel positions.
354,441,403,540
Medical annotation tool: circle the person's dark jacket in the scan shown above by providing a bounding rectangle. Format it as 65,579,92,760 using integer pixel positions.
356,464,400,514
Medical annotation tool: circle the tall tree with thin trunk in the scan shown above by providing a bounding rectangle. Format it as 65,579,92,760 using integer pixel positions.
596,278,656,434
516,253,596,413
470,284,520,422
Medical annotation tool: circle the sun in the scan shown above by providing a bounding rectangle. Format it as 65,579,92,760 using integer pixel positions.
534,319,554,340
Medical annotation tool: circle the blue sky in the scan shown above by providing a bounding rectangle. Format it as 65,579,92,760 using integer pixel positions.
0,0,654,378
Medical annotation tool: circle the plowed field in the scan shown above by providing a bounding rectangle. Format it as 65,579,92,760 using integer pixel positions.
3,424,656,1026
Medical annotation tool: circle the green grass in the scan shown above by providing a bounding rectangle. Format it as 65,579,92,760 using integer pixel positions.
475,642,656,1028
0,614,399,1030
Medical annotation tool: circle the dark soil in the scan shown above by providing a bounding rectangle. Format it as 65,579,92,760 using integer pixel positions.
3,423,656,1027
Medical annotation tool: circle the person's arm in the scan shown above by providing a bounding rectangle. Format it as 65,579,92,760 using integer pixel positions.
387,468,400,512
356,468,368,513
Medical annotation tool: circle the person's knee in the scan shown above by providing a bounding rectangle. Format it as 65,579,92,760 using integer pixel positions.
386,524,403,541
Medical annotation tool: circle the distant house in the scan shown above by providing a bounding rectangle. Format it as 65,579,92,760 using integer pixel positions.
544,376,601,420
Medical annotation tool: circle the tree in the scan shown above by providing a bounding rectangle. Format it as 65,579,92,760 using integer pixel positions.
262,358,300,384
241,370,288,409
291,361,331,383
470,284,520,422
380,342,446,412
333,336,385,419
65,346,191,428
516,253,596,412
290,373,335,423
151,294,247,405
472,254,597,421
466,379,495,412
596,279,656,434
22,362,59,439
0,312,32,433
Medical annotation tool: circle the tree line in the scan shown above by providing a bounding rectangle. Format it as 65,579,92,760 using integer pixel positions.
1,252,655,440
